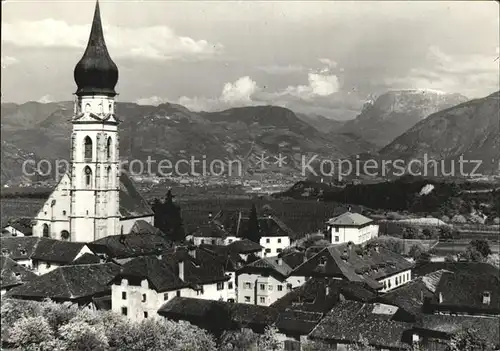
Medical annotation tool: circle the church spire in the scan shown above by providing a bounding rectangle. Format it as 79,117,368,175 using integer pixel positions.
74,0,118,97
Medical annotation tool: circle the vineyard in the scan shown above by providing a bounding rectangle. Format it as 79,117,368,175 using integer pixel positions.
1,197,368,237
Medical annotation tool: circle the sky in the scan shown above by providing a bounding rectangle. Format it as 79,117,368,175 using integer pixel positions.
1,0,499,119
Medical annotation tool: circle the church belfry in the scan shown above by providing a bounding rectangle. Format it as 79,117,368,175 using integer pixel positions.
70,0,120,241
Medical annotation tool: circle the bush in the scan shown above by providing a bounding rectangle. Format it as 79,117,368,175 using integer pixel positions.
9,316,54,349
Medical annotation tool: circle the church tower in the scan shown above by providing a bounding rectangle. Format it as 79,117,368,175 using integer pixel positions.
70,0,120,242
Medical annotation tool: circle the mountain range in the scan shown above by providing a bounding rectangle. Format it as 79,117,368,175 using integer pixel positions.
1,102,375,183
338,89,469,147
1,89,498,185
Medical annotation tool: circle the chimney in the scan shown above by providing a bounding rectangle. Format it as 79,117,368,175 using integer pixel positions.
325,284,330,296
374,244,380,253
347,241,353,251
348,206,352,212
208,212,213,220
483,291,491,305
438,292,443,304
178,261,185,281
277,258,283,266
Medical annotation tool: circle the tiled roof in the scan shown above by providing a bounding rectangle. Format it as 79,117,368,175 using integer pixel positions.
275,309,324,335
112,255,188,292
2,217,33,235
417,315,500,348
226,239,263,254
0,256,37,290
375,278,435,318
413,262,499,278
70,253,101,265
238,256,293,279
129,220,163,235
234,214,299,239
190,222,230,238
309,301,413,349
1,237,86,264
6,263,120,301
158,297,279,328
432,271,500,313
421,269,449,293
292,243,413,290
112,247,229,292
31,238,86,264
1,236,40,260
119,172,154,219
279,250,306,269
270,277,377,313
88,232,172,259
326,212,373,226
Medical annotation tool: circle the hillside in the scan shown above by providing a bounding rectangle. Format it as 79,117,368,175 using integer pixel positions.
380,91,500,175
295,113,345,133
338,89,469,147
0,102,374,183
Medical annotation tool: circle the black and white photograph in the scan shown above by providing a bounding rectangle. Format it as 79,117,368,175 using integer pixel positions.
0,0,499,350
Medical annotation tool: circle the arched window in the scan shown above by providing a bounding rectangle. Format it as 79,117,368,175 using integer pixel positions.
84,166,92,188
84,136,93,161
106,166,112,187
42,223,50,237
106,137,112,160
60,230,70,241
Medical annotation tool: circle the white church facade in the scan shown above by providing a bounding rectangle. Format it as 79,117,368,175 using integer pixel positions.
32,1,154,243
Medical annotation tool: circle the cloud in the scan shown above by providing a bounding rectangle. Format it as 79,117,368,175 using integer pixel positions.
257,64,305,75
37,95,53,103
318,58,337,68
221,76,258,103
2,20,223,61
385,46,500,98
136,96,167,106
278,72,340,100
1,56,18,68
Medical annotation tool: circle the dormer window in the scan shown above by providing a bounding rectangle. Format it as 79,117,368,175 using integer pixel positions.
319,256,327,266
20,249,27,255
483,291,491,305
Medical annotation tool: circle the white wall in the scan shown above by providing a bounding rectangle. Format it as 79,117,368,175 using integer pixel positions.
112,278,233,322
260,236,290,257
378,269,412,292
2,226,26,237
237,272,305,306
32,173,71,240
329,224,379,245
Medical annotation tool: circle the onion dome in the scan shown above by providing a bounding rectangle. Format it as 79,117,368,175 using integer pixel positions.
74,0,118,97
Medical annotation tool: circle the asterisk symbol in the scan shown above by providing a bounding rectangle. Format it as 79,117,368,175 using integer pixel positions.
273,153,287,168
255,153,269,170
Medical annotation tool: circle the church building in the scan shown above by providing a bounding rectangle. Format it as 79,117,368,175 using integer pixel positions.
32,1,154,242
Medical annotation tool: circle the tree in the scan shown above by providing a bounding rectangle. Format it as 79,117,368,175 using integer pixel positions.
219,329,259,351
469,239,492,258
8,316,55,350
446,328,490,351
409,244,424,261
152,190,185,242
245,204,261,244
257,325,283,351
439,226,453,240
403,226,419,239
58,320,109,351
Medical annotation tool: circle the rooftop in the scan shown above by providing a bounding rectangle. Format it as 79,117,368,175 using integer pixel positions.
88,232,172,259
7,263,120,301
0,256,37,290
309,300,413,349
326,212,373,227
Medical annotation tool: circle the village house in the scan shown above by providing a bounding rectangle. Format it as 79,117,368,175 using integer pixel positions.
1,236,93,275
6,262,120,309
236,252,306,306
325,211,379,245
110,247,232,321
1,218,33,237
291,242,413,293
271,277,378,313
0,256,37,295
